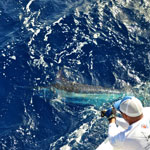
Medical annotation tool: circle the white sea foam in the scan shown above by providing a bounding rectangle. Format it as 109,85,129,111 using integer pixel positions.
26,0,34,13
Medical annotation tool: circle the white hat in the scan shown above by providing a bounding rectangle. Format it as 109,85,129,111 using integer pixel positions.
114,96,143,117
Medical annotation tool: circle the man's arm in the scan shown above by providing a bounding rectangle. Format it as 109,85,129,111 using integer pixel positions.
109,117,116,124
108,121,125,149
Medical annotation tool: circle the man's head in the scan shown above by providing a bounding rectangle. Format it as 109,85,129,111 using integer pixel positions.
114,96,143,124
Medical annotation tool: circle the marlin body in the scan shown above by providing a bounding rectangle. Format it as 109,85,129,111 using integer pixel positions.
38,72,133,107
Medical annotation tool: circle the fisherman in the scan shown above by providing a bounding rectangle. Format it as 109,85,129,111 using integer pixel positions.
102,96,150,150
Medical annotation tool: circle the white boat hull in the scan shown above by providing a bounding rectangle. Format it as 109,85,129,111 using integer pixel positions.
96,138,114,150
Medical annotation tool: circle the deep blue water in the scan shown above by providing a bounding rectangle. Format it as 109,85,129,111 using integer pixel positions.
0,0,150,149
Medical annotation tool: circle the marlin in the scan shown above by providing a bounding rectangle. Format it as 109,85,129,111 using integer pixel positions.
38,71,134,107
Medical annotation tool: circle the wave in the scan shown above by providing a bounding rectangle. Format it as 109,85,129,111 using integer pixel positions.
0,0,150,149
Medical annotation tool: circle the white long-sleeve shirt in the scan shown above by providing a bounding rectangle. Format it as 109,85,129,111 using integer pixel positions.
108,107,150,150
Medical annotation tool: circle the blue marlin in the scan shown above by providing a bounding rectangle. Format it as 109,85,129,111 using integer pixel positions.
38,71,133,107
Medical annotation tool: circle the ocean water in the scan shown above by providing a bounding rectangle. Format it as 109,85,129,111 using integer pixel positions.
0,0,150,149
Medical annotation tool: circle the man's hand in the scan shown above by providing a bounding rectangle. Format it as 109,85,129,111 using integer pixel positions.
101,107,116,121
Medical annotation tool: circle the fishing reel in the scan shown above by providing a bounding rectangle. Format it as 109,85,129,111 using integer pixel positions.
101,109,108,117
